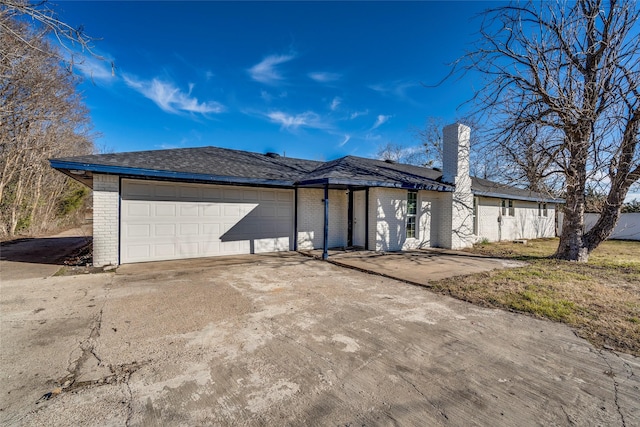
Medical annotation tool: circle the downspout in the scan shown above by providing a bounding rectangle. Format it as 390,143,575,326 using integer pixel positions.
323,185,329,260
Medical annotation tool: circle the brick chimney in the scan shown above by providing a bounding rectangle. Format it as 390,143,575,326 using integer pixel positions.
440,123,474,249
442,123,470,186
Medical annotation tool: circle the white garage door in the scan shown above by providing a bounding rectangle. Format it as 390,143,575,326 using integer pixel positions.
120,179,294,263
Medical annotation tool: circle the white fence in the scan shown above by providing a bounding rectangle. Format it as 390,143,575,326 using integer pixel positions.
557,212,640,241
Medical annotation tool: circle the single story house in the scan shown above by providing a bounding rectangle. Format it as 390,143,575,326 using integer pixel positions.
50,123,563,266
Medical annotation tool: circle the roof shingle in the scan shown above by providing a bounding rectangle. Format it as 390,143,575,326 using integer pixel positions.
51,146,563,202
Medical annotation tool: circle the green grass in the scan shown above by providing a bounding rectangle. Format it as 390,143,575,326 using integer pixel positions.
431,239,640,356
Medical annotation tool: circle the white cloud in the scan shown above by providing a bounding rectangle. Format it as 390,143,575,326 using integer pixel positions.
350,109,369,120
260,90,273,102
309,71,341,83
330,97,341,111
248,53,295,85
73,54,114,82
339,134,351,147
371,114,391,130
124,75,225,114
260,90,288,103
369,80,419,102
266,110,328,131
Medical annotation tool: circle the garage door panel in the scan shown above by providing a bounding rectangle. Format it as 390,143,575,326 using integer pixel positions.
155,224,176,236
128,203,150,216
243,190,258,200
124,182,150,197
179,205,198,216
127,244,150,260
178,242,198,255
127,224,150,237
203,205,220,216
179,223,199,236
154,244,175,257
277,192,292,202
202,223,220,235
201,187,220,198
121,180,293,263
155,204,176,216
260,191,275,201
179,186,200,198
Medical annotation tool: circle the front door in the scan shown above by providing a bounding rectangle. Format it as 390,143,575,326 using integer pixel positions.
353,190,366,247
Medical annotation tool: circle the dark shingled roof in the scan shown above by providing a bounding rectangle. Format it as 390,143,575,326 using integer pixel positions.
296,156,450,191
50,146,563,203
53,146,321,182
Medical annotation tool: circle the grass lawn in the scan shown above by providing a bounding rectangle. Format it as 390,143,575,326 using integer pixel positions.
429,239,640,357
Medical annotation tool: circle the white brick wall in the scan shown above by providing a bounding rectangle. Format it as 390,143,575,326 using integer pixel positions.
371,188,406,251
93,174,120,266
296,188,348,250
368,188,437,251
475,197,556,241
296,188,323,249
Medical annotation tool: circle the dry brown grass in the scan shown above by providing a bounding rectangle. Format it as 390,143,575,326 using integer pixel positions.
429,239,640,356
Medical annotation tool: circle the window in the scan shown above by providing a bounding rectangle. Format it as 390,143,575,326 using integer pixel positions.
406,191,417,238
538,202,548,217
501,199,514,216
473,197,479,235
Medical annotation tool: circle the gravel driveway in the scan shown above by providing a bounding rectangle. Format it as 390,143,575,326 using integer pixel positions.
1,253,638,426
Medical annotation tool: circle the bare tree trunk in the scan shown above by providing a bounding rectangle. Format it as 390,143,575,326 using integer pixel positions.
9,168,24,236
555,155,589,261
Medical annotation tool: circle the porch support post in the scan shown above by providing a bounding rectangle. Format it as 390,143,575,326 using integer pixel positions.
323,184,329,260
365,188,369,250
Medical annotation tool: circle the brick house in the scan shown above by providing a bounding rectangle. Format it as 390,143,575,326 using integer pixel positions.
50,124,562,266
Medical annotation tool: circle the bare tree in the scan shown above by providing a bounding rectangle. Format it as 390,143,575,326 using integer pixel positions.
1,7,94,237
492,123,563,195
413,115,504,180
466,0,640,261
376,141,429,166
0,0,112,73
413,117,445,168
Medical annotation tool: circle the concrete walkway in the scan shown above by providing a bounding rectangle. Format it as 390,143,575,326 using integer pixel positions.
302,248,526,286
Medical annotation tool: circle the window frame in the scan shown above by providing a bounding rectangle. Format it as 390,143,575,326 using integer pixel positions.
538,202,548,217
501,199,514,217
406,191,417,239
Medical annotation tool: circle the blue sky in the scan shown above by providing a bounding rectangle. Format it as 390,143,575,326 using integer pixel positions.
58,1,497,161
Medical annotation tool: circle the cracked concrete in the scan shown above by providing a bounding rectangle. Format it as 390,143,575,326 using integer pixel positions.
1,252,639,426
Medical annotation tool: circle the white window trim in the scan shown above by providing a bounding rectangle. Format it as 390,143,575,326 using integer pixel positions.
501,199,514,217
406,191,417,239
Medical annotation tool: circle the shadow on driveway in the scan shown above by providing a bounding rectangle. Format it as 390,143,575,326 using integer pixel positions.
0,235,91,280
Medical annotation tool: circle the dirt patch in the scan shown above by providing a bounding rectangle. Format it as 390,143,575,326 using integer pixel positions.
54,241,108,276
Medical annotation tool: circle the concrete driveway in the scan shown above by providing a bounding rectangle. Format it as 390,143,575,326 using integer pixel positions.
1,252,638,426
